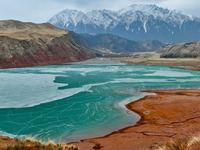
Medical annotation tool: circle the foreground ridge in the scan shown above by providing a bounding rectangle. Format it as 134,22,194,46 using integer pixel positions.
0,20,95,69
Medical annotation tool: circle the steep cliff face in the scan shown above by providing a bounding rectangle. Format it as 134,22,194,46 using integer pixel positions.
0,20,95,69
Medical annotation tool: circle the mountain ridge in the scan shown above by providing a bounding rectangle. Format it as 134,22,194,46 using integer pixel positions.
49,4,200,43
70,32,164,55
77,33,148,53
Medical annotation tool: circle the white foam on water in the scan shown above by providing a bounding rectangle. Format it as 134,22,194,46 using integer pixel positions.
112,78,200,83
81,78,174,92
1,69,199,109
31,65,150,75
117,92,156,110
0,73,131,108
144,70,194,77
13,65,169,77
0,73,91,108
0,130,25,139
37,66,121,74
40,68,70,73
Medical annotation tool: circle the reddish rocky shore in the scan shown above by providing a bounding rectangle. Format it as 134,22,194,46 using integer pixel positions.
72,89,200,150
1,89,200,149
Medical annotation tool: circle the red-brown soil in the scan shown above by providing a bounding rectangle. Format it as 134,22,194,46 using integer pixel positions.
72,90,200,150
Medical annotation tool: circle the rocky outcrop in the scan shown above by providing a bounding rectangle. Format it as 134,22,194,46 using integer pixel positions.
157,41,200,58
0,20,95,69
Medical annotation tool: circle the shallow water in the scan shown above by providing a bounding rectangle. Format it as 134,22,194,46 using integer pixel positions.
0,59,200,143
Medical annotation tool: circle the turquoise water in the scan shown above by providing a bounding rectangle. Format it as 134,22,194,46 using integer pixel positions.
0,60,200,143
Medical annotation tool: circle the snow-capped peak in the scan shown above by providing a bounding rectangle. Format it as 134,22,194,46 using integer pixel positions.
49,4,195,30
118,4,160,15
48,4,200,43
118,4,192,26
49,4,200,43
49,9,89,26
86,10,119,29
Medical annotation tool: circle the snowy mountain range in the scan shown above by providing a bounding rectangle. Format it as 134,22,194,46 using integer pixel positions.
48,4,200,43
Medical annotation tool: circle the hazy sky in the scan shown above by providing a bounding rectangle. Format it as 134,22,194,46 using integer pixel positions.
0,0,199,23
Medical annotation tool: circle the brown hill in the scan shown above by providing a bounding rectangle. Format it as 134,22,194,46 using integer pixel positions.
140,40,165,51
0,20,94,68
157,41,200,58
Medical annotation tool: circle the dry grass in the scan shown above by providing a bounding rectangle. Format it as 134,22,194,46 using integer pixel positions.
0,20,67,44
0,137,79,150
6,142,79,150
151,135,200,150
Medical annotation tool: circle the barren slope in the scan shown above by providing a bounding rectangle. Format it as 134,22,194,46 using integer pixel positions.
0,20,94,68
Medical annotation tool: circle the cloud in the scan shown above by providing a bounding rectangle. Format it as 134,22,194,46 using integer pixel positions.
0,0,199,23
158,0,200,17
49,0,163,11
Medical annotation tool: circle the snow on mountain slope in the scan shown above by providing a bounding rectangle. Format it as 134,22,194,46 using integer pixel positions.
87,10,120,29
49,4,200,43
118,4,192,27
49,9,90,27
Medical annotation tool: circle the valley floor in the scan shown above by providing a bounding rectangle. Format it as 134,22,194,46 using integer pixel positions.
111,57,200,71
1,58,200,150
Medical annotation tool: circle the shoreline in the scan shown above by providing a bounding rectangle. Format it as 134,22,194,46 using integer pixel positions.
72,91,154,142
1,58,200,149
111,57,200,71
72,89,200,150
1,89,200,149
70,58,200,149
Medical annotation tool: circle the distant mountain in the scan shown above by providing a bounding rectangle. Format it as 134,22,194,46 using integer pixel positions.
49,4,200,43
0,20,94,69
70,32,164,55
76,33,149,53
69,31,104,55
140,40,165,51
157,41,200,58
